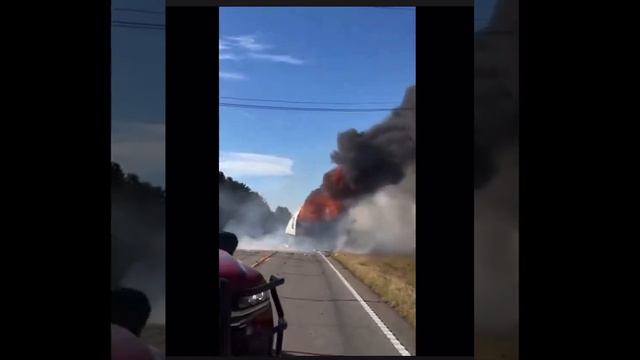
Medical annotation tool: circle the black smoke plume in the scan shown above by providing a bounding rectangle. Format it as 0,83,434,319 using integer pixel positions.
331,85,416,197
474,0,519,191
474,0,519,344
319,86,416,254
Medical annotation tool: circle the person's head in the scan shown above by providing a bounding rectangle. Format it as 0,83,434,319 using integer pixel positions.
219,231,238,255
111,287,151,337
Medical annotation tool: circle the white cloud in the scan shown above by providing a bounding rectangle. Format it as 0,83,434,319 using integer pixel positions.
248,53,305,65
219,53,240,60
220,72,246,80
219,35,304,67
219,152,294,177
223,35,269,51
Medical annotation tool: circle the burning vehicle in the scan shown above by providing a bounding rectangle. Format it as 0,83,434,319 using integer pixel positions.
218,232,287,356
285,85,415,249
286,167,351,247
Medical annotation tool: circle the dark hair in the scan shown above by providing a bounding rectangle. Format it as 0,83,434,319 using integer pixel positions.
219,231,238,255
111,287,151,337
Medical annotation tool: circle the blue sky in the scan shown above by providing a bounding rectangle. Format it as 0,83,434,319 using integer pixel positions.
112,1,498,211
111,0,165,186
219,7,417,211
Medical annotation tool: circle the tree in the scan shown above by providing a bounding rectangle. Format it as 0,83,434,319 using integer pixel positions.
274,206,292,226
219,172,291,237
111,161,165,287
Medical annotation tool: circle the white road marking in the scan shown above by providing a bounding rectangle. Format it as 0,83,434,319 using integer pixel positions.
317,251,411,356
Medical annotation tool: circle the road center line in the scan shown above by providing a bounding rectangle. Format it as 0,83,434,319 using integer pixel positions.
251,251,277,268
316,251,411,356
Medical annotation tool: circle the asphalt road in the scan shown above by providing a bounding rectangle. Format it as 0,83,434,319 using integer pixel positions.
234,250,416,356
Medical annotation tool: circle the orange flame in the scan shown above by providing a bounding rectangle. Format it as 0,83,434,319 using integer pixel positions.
298,166,352,224
298,188,344,223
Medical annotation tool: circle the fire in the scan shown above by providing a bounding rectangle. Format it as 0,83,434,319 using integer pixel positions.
298,188,344,223
322,166,354,198
298,166,353,224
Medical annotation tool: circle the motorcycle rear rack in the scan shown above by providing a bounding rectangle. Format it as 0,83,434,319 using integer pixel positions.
220,275,287,356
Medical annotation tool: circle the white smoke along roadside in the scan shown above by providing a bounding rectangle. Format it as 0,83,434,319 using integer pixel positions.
111,201,166,324
234,232,323,253
475,150,518,337
219,187,273,238
227,203,329,253
220,187,297,251
120,261,166,324
227,201,339,253
337,164,416,254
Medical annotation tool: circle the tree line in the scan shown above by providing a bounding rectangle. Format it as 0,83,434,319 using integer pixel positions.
219,171,291,237
111,162,291,240
111,162,165,287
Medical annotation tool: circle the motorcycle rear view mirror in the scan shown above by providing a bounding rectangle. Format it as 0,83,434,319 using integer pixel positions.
219,231,238,255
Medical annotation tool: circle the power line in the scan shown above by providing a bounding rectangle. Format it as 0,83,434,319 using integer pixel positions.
219,96,397,106
112,24,165,31
113,6,412,14
113,8,164,15
111,20,165,31
112,20,165,28
219,102,413,112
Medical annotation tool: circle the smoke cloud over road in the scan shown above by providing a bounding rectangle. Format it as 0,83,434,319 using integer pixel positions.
474,0,519,339
111,163,166,324
290,85,416,254
338,164,416,254
111,200,166,324
223,86,417,255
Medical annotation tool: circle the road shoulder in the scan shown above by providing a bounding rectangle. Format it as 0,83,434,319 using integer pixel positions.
321,252,416,355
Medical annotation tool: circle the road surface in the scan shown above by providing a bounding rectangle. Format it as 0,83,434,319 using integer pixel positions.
235,250,416,356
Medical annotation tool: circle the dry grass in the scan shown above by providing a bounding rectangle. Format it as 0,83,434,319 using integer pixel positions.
332,252,416,328
331,253,518,359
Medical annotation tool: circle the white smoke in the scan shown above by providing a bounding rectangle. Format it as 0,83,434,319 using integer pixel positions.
111,198,165,324
220,187,296,251
474,0,519,340
337,164,416,254
234,232,326,252
120,260,166,324
224,166,417,255
475,148,519,336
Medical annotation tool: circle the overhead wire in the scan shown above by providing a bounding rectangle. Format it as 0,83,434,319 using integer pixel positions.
219,96,397,106
219,102,412,112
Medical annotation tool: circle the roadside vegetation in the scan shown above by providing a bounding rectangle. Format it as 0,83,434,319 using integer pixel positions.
332,252,416,328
